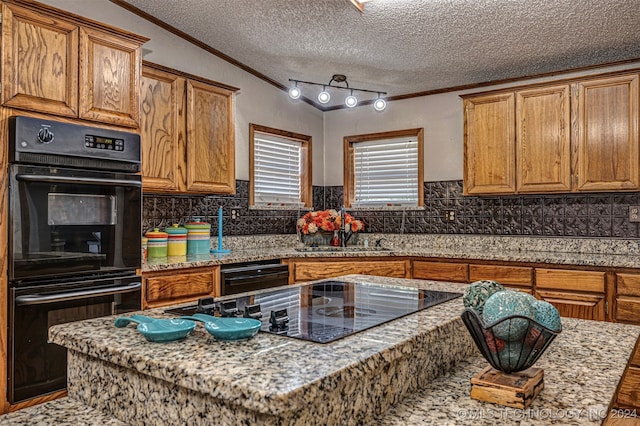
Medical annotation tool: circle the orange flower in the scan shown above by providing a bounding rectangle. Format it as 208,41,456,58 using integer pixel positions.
297,210,365,235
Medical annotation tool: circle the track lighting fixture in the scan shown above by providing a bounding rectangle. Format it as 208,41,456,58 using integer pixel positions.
288,74,387,112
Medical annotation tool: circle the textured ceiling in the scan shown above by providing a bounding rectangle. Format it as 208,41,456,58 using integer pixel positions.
120,0,640,109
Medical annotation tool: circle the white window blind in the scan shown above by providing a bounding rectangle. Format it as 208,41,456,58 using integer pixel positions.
353,137,419,207
254,133,304,206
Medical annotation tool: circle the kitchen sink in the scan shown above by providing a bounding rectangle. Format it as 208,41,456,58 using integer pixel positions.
294,246,391,252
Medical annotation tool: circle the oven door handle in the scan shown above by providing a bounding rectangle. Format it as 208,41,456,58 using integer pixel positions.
14,282,142,306
15,174,142,187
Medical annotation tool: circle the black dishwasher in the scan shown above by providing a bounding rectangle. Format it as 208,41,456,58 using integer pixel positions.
220,259,289,296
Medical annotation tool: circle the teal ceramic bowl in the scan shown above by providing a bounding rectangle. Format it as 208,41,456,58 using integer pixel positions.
182,313,261,341
115,315,196,343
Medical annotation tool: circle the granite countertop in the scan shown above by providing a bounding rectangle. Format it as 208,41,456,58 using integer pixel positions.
3,275,639,425
143,246,640,272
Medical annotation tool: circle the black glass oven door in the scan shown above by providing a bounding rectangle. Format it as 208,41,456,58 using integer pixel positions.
8,276,141,403
9,164,141,282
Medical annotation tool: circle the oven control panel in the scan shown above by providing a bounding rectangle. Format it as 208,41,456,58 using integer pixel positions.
9,115,140,170
84,135,125,151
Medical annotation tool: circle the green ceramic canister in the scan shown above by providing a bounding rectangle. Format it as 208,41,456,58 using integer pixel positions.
165,224,188,256
185,219,211,255
145,228,168,258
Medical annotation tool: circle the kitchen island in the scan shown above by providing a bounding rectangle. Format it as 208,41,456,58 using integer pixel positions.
2,275,639,425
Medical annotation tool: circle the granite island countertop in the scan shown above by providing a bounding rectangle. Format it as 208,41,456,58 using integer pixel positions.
2,275,637,425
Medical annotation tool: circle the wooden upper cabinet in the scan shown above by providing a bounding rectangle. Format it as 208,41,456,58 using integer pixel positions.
575,74,640,191
186,80,235,194
463,93,516,195
516,85,572,193
1,2,79,116
78,27,142,127
1,1,147,127
463,70,640,195
140,66,186,192
140,62,237,195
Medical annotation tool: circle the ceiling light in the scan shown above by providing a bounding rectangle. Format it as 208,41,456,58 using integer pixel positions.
288,84,301,100
318,87,330,104
287,75,387,112
345,91,358,108
373,96,386,112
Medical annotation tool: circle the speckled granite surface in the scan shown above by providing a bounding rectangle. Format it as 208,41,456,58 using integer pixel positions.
0,397,127,425
143,234,640,272
3,275,639,425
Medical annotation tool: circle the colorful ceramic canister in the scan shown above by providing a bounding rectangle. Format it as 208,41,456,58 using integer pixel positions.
165,224,188,256
145,228,168,258
141,237,148,262
185,219,211,255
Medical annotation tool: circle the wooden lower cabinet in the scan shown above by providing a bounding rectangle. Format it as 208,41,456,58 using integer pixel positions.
412,260,468,282
616,274,640,324
143,266,219,309
469,264,533,293
287,258,410,283
534,268,606,321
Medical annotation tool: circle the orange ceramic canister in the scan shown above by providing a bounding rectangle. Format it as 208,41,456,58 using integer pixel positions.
145,228,169,258
165,224,188,256
185,219,211,255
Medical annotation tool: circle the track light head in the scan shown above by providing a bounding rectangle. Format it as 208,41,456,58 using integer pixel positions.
288,85,301,100
373,97,386,112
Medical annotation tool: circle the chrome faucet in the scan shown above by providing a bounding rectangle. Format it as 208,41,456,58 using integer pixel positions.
340,206,353,247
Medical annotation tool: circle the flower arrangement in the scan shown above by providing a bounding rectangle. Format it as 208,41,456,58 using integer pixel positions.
297,209,365,235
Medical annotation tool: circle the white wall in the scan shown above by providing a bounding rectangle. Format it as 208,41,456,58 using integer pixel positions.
39,0,325,184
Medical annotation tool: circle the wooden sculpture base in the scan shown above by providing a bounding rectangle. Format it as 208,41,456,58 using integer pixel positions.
470,366,544,409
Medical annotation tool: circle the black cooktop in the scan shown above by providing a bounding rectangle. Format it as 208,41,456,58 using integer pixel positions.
166,280,462,344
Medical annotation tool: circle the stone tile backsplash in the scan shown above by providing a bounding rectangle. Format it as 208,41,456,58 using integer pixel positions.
142,180,640,239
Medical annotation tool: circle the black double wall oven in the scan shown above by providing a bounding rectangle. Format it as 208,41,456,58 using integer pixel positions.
7,116,142,403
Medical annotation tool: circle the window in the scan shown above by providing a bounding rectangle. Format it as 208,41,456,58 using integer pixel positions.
344,128,424,208
250,124,312,208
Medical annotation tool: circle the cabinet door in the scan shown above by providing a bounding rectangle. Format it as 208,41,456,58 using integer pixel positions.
575,74,639,191
186,80,235,194
469,264,533,292
463,93,516,195
616,273,640,324
516,85,571,193
291,259,409,283
143,267,218,309
535,268,606,320
140,66,186,192
412,261,468,282
1,3,78,116
79,26,141,127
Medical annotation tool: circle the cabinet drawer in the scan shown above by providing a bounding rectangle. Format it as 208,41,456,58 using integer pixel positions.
535,268,605,293
412,261,468,282
292,260,408,282
469,264,532,287
618,274,640,297
616,366,640,409
145,269,215,304
535,289,606,321
616,297,640,324
631,342,640,368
